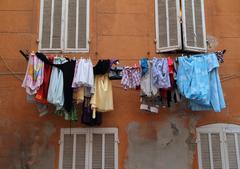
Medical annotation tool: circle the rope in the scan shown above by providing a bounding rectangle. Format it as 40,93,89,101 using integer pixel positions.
0,55,24,82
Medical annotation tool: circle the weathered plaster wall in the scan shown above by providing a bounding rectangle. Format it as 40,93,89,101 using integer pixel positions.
125,116,197,169
0,0,240,169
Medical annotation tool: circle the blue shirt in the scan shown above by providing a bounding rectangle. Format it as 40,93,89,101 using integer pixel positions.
177,53,225,112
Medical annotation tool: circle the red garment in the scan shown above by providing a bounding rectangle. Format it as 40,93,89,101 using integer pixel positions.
35,56,54,104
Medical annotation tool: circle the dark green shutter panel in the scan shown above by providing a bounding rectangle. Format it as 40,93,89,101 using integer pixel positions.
156,0,181,52
182,0,207,52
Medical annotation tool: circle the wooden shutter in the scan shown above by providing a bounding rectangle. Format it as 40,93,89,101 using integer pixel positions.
181,0,207,52
66,0,88,50
226,133,239,169
75,134,87,169
62,134,74,169
92,134,103,169
198,133,223,169
60,133,88,169
91,130,118,169
155,0,181,52
39,0,62,50
105,134,115,169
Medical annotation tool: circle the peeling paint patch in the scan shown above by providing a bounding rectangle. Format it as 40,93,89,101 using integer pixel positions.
125,116,197,169
0,119,55,169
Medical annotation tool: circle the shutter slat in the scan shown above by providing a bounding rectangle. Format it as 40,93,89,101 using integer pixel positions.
62,134,74,169
67,0,77,48
75,134,87,169
200,133,211,169
168,0,178,46
194,0,204,48
42,0,52,48
182,0,207,52
227,133,238,169
52,0,62,48
78,0,87,49
92,134,103,169
105,134,115,169
156,0,181,52
211,133,223,169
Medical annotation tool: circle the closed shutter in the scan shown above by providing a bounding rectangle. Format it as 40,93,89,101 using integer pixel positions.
60,133,87,169
62,134,74,169
75,134,87,169
181,0,207,52
92,134,103,169
105,134,115,169
199,133,223,169
226,133,239,169
66,0,88,50
155,0,181,52
40,0,62,50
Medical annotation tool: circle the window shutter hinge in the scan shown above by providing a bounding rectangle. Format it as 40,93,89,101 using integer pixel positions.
115,139,120,144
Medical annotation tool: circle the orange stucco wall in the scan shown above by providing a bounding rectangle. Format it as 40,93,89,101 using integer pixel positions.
0,0,240,169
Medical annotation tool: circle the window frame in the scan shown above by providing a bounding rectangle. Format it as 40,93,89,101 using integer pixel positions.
154,0,207,53
58,128,119,169
38,0,90,53
154,0,182,53
197,124,240,169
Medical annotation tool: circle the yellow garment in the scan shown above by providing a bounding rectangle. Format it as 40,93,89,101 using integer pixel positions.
90,74,114,117
73,87,84,104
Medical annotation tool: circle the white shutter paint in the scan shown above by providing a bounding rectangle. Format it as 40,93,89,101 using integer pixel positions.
39,0,89,52
75,134,87,169
105,134,115,169
226,133,238,169
62,134,74,169
59,128,118,169
92,134,103,169
182,0,207,52
155,0,181,52
200,133,211,169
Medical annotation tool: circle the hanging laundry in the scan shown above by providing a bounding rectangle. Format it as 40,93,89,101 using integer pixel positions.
36,52,76,113
90,74,114,118
47,57,66,110
81,97,102,126
72,58,94,88
152,57,171,89
94,59,111,75
35,56,54,104
177,53,225,112
73,86,92,104
22,53,44,95
121,66,141,89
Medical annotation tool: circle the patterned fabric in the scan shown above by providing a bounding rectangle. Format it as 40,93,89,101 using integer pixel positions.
215,50,225,63
177,53,225,112
22,53,44,95
121,67,141,89
152,58,171,89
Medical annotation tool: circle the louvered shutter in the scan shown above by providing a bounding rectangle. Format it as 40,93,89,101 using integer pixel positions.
226,133,239,169
105,134,115,169
181,0,207,52
60,133,88,169
66,0,88,50
155,0,181,52
91,131,118,169
92,134,103,169
75,134,88,169
40,0,62,50
62,134,74,169
198,133,223,169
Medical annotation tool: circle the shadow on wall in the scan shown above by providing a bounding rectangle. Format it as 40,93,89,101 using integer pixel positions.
0,119,55,169
125,115,197,169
